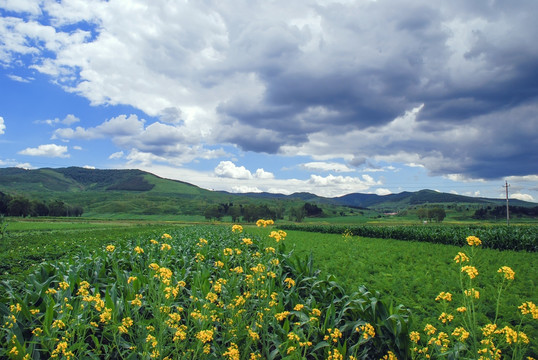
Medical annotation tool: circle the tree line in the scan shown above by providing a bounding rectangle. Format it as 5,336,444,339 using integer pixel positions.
473,205,538,220
0,192,83,217
204,202,324,222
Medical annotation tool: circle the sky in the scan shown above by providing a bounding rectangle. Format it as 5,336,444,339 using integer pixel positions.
0,0,537,201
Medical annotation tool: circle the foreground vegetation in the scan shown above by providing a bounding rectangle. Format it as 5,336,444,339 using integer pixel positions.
1,220,536,358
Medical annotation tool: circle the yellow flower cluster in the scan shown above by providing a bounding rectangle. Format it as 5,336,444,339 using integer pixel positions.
256,219,274,227
118,317,133,334
196,329,214,343
424,324,437,336
106,245,115,252
464,288,480,299
223,342,240,360
381,350,398,360
435,292,452,302
134,246,144,254
357,323,375,339
324,328,343,343
409,331,420,343
438,312,454,324
519,301,538,319
242,238,253,246
461,265,479,279
161,233,172,240
451,327,470,342
453,252,469,263
231,224,243,233
466,235,482,246
275,311,290,321
161,243,172,251
269,230,287,242
284,277,295,288
327,348,343,360
497,266,515,280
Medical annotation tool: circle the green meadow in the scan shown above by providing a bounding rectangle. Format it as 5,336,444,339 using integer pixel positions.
1,218,537,359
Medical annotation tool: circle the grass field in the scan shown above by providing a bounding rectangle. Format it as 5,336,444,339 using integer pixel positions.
1,218,537,358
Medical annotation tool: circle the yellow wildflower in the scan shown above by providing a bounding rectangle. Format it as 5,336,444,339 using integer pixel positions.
410,331,420,343
452,327,470,342
149,263,160,271
195,252,205,262
265,247,275,253
497,266,515,280
134,246,144,254
127,276,137,284
481,323,497,337
454,252,469,263
242,237,253,246
215,260,224,268
284,277,296,288
457,307,467,313
58,281,69,290
327,349,343,360
325,328,343,343
99,308,112,323
106,245,115,252
150,239,159,245
224,248,233,256
52,319,66,329
206,292,218,303
466,235,482,246
249,329,260,341
131,294,143,307
311,308,321,317
519,301,538,319
424,324,437,336
435,292,452,302
358,323,376,339
381,351,398,360
30,308,39,315
223,342,240,360
161,233,172,240
438,312,454,324
293,304,304,311
32,327,43,336
232,224,243,233
161,243,171,251
275,311,290,321
464,288,480,299
196,329,214,343
461,265,478,279
45,288,57,295
146,334,158,348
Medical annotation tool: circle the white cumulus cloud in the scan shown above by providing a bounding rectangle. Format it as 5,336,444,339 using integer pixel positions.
214,161,252,179
18,144,69,158
0,116,5,134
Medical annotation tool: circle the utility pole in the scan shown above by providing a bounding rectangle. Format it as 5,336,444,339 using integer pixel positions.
504,181,510,226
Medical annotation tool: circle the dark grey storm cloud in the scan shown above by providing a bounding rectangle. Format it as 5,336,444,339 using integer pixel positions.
211,0,538,179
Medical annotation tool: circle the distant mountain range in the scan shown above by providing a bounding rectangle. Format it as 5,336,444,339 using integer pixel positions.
0,167,535,216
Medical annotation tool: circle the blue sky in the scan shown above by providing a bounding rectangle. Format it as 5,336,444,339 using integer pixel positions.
1,0,537,201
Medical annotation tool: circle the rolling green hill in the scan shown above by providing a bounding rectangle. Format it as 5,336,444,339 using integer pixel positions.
0,167,535,219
